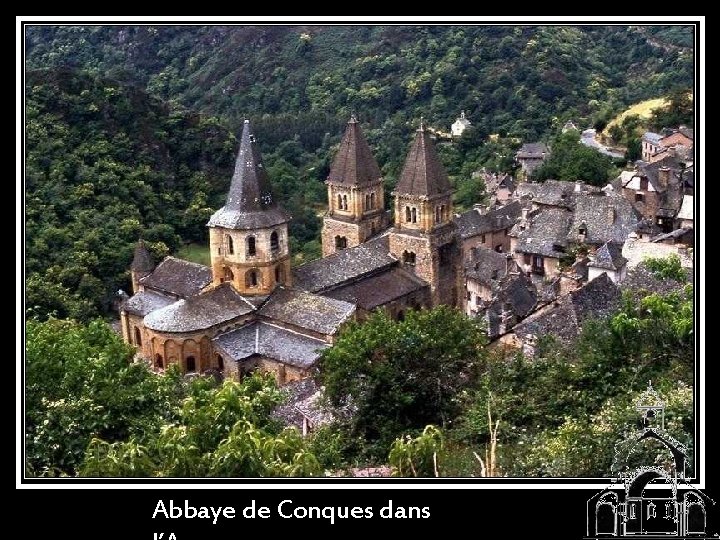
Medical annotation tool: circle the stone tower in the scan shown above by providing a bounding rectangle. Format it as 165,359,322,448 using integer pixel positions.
321,115,386,257
130,239,154,294
207,119,291,296
388,121,462,307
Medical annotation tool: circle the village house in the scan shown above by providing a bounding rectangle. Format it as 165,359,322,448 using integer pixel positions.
515,142,549,179
587,241,628,284
455,200,524,258
479,171,516,205
641,127,694,162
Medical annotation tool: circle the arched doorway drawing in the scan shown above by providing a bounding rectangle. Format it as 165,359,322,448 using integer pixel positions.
685,494,706,535
595,492,617,536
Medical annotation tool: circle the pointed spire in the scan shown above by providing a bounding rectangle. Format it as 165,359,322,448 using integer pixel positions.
207,119,289,230
131,239,154,273
326,115,382,187
394,120,452,198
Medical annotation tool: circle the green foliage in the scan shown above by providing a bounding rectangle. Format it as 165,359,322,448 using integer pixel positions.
318,306,487,459
389,425,443,477
643,254,686,282
25,318,185,476
535,131,615,185
650,88,694,129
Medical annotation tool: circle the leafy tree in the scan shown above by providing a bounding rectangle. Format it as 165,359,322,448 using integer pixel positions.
650,88,694,129
643,254,686,282
535,130,615,185
389,425,443,477
318,306,487,458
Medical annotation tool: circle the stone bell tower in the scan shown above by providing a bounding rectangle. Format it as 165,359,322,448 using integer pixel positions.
207,119,291,296
321,115,386,256
388,120,462,307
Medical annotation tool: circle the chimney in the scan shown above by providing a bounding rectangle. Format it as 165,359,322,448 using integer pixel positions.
521,207,529,220
574,181,582,193
473,203,487,215
658,167,671,188
607,206,616,225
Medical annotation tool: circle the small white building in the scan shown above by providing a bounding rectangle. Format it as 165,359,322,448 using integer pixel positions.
451,111,471,138
587,242,627,284
676,195,693,228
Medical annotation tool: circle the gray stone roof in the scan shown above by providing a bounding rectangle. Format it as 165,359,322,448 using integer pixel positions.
514,273,620,344
643,131,663,145
139,256,212,298
293,235,397,293
213,322,328,369
144,283,254,333
131,239,154,273
122,290,175,317
272,378,321,428
484,172,516,194
515,207,572,258
568,193,640,245
516,142,548,159
327,116,382,187
651,228,693,244
394,124,452,198
258,286,356,336
620,262,691,296
207,119,290,230
485,272,538,338
588,242,627,271
455,200,523,239
465,247,510,285
324,266,429,311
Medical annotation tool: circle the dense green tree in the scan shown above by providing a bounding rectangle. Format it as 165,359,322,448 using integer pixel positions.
318,306,487,458
535,130,615,185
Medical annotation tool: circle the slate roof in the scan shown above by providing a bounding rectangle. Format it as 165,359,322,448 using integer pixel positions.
514,207,572,258
620,262,690,296
293,235,397,293
679,127,694,140
130,239,154,273
513,273,620,344
651,228,693,243
394,124,452,198
143,283,255,333
324,266,428,311
516,142,548,159
677,195,693,221
515,180,582,209
139,256,212,298
273,378,321,428
588,242,627,271
485,272,538,338
484,172,515,193
568,193,640,245
455,200,523,239
465,247,510,285
123,290,175,317
258,286,356,336
327,116,382,187
643,132,663,145
213,322,328,369
207,119,290,230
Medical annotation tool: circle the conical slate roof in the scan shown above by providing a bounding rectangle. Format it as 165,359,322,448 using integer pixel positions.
327,115,382,187
394,122,452,198
131,239,154,273
207,119,290,230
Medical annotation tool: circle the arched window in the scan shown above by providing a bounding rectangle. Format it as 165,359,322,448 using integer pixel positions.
247,236,256,256
365,193,371,210
216,354,224,371
403,251,416,266
342,194,348,210
226,235,234,255
411,207,417,223
275,265,284,284
270,231,279,252
405,206,412,222
186,356,196,373
133,326,142,347
154,354,164,369
337,194,343,209
223,267,234,282
246,269,260,288
370,192,376,209
335,236,347,249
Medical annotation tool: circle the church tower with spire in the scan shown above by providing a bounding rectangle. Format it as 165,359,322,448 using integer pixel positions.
321,115,387,257
207,119,291,296
389,121,462,307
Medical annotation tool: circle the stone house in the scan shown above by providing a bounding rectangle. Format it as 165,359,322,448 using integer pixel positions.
587,242,628,284
642,127,693,162
515,142,549,179
455,200,523,258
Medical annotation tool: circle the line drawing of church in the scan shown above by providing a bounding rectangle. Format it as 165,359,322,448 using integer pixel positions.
586,382,715,539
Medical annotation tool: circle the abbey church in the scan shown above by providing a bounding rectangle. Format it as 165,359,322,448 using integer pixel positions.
120,116,463,383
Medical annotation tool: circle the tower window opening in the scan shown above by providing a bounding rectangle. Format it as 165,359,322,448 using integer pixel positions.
270,231,279,252
247,236,256,256
227,235,234,255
